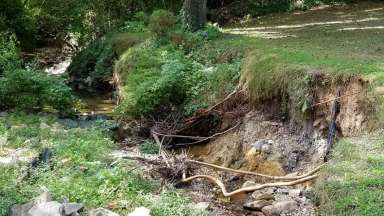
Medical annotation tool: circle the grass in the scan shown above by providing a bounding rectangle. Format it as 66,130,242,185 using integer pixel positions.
314,132,384,216
223,2,384,87
0,113,207,216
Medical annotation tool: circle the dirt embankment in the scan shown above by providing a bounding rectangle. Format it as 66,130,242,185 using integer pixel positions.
189,73,375,176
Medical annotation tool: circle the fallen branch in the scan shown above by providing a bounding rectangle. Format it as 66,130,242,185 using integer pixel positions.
207,86,242,112
189,160,325,180
182,173,318,197
174,121,241,146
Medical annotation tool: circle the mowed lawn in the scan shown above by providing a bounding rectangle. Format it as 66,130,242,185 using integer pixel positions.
224,2,384,84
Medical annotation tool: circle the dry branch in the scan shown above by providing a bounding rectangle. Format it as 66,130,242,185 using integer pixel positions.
174,121,241,146
189,160,325,180
181,173,318,197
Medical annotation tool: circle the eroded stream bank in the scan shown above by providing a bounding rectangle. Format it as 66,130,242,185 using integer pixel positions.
19,37,378,216
110,71,376,215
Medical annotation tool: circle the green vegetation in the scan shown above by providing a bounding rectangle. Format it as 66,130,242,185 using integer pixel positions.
67,32,148,92
139,140,160,154
0,113,207,216
314,132,384,216
114,28,240,119
149,10,177,36
0,37,74,114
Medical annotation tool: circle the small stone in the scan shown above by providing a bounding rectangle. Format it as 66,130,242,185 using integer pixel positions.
251,187,275,199
261,205,276,216
277,188,289,194
40,123,50,129
288,189,302,198
242,180,257,188
28,201,64,216
262,200,298,216
34,191,52,204
244,200,273,211
128,207,150,216
194,202,210,211
89,208,120,216
261,144,272,154
253,193,275,201
228,175,240,182
63,203,83,215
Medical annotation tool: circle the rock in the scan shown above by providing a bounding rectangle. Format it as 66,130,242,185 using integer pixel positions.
28,201,64,216
242,180,257,188
11,192,52,216
261,144,272,154
244,200,273,211
262,200,298,216
63,203,83,215
253,193,275,201
194,202,210,211
288,189,302,198
251,187,275,199
40,123,50,129
128,207,150,216
11,202,34,216
89,208,120,216
261,205,276,216
34,191,52,204
277,188,289,195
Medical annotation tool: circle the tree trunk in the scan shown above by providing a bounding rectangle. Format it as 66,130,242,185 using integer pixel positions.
182,0,207,31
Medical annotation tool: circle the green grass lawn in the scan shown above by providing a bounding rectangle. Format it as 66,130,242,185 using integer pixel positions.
224,2,384,83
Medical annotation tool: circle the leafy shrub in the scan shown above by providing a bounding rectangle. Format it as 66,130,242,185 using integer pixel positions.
120,12,150,33
0,69,74,113
139,140,160,154
115,45,201,118
67,35,116,93
115,40,241,120
0,0,37,50
149,10,176,36
67,33,147,93
197,24,222,41
169,29,203,51
0,36,22,75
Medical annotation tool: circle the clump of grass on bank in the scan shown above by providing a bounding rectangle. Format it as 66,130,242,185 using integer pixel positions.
314,132,384,216
0,113,207,216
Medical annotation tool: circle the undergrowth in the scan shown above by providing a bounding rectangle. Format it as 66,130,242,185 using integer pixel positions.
0,36,74,114
114,23,240,120
67,32,148,93
0,113,207,216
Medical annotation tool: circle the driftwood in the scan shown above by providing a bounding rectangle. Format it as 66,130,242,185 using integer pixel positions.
182,173,318,197
123,154,323,197
189,160,325,180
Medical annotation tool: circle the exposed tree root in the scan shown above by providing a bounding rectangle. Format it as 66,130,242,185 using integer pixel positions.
189,160,325,180
123,153,323,198
181,173,318,197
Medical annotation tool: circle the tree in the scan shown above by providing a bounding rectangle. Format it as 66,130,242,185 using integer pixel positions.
182,0,207,31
